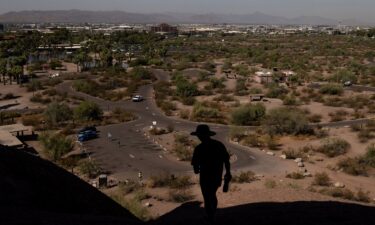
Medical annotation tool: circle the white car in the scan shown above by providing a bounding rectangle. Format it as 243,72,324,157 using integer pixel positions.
49,73,60,78
132,95,143,102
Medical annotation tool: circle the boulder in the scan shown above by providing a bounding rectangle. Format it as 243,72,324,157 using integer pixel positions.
334,182,345,188
294,158,303,163
267,152,275,156
297,162,304,167
280,154,287,159
303,172,312,177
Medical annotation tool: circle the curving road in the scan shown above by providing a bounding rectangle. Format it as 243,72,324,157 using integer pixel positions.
55,71,374,180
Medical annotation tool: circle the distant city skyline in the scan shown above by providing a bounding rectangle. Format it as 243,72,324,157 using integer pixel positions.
1,0,375,23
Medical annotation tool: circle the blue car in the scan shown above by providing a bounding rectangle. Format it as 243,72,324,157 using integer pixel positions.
78,130,98,142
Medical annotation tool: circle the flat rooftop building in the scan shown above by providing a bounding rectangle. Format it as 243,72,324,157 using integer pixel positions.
0,124,33,148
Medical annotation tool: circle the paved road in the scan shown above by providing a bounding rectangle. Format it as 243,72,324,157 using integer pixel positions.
55,71,374,180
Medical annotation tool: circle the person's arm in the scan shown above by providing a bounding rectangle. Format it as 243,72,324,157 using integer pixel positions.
223,145,231,180
191,147,200,174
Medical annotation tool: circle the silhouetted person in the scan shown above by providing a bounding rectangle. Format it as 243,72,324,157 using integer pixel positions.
191,124,231,224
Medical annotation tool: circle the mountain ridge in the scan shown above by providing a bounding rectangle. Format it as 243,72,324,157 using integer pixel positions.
0,10,370,26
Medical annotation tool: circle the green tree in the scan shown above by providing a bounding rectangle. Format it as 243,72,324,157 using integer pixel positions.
44,102,73,125
130,67,153,80
39,132,73,161
231,103,266,126
74,101,103,121
331,69,357,83
263,107,313,135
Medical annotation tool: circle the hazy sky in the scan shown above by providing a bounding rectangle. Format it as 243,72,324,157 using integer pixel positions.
1,0,375,22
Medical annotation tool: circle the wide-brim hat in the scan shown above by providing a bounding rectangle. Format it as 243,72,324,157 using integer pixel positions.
190,124,216,136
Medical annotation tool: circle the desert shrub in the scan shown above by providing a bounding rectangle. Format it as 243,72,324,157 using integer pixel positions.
232,171,256,183
286,172,305,179
159,100,177,115
213,94,235,102
192,102,223,123
119,180,142,194
111,108,137,122
22,113,45,128
308,114,322,123
179,109,190,119
317,138,350,157
175,75,199,98
331,69,357,84
111,194,150,221
229,126,247,140
315,128,329,138
363,143,375,167
337,157,368,176
44,102,72,125
169,175,192,189
282,148,307,160
312,172,331,186
283,94,299,106
235,79,248,96
39,132,73,161
356,189,371,203
30,93,51,104
173,143,193,161
168,189,194,203
148,173,192,189
74,101,103,121
231,103,266,126
27,80,44,92
134,189,151,201
248,87,263,94
129,67,154,80
263,107,313,135
264,179,277,189
358,129,374,143
42,88,58,96
328,110,348,122
266,83,288,98
263,134,279,150
319,83,343,95
78,159,102,179
209,77,225,89
73,79,103,96
241,134,263,147
3,93,16,99
319,188,355,200
181,96,196,105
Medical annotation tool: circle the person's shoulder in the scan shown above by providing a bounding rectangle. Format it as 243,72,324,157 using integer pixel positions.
211,139,226,148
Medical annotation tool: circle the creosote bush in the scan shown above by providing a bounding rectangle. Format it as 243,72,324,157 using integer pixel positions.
312,172,331,186
232,171,257,183
316,138,350,157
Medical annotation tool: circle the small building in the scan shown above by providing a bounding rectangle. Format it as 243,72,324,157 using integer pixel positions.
150,23,178,34
250,94,265,101
254,71,273,84
0,124,33,149
280,70,296,83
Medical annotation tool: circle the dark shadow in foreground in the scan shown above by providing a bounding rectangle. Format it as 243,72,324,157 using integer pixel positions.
1,147,374,225
0,147,141,225
149,200,375,225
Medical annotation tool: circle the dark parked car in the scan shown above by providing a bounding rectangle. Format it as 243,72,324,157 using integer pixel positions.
78,130,97,142
78,126,97,133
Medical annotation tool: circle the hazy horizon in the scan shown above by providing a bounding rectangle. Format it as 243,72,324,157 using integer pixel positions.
1,0,375,23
